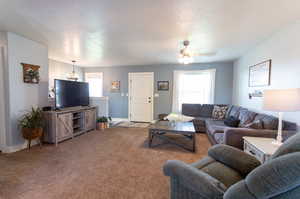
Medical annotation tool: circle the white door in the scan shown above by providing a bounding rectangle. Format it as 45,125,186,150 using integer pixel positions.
129,72,154,122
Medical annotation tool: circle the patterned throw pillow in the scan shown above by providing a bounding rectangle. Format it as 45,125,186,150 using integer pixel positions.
212,106,228,120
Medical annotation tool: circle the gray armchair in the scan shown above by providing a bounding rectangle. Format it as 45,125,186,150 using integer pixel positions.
163,133,300,199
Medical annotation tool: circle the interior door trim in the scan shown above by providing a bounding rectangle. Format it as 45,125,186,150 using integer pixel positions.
128,72,154,122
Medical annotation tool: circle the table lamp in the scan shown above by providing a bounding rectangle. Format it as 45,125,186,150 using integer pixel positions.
263,88,300,145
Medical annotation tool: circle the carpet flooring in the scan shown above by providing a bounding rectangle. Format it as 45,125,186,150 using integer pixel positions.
0,127,210,199
113,121,150,128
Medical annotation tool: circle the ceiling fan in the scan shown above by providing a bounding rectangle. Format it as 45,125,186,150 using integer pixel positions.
178,40,216,65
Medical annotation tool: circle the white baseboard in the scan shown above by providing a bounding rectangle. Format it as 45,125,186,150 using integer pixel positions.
1,140,38,153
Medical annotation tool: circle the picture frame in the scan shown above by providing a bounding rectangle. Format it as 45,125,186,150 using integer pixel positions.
157,81,169,91
21,63,40,84
249,89,264,99
111,81,120,92
249,60,271,87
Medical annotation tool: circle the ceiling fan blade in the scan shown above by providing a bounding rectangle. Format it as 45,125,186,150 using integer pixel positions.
193,52,217,57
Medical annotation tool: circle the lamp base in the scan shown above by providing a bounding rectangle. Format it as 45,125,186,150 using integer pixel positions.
272,140,283,146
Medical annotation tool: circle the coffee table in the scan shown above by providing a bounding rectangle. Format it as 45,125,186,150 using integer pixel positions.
148,121,196,152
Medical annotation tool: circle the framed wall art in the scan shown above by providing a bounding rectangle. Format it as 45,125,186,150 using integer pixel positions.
111,81,120,92
21,63,40,84
248,89,263,99
249,60,271,87
157,81,169,91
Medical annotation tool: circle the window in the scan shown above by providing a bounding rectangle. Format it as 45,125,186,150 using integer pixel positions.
85,72,103,97
172,69,216,113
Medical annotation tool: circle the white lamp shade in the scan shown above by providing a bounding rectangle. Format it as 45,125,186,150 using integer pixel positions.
263,88,300,112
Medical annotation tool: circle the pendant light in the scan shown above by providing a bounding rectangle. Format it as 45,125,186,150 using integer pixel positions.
67,60,79,81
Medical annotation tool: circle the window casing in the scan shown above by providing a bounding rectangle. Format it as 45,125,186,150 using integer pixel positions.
172,69,216,113
85,72,103,97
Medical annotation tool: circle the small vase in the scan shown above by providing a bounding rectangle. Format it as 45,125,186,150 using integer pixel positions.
97,122,107,130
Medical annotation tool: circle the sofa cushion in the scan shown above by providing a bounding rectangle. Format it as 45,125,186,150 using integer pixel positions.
238,109,257,127
199,104,214,117
254,114,279,130
212,106,228,120
182,104,202,117
193,117,208,127
228,105,241,118
193,117,210,132
244,120,263,129
283,121,297,131
206,120,228,135
200,161,243,188
224,116,240,127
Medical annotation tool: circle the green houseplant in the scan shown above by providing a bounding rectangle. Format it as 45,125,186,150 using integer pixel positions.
19,107,44,149
96,116,112,130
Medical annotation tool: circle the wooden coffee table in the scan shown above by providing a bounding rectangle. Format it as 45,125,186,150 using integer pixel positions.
148,121,196,152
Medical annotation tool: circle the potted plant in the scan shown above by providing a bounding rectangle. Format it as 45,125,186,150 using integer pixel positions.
96,116,112,130
19,107,44,149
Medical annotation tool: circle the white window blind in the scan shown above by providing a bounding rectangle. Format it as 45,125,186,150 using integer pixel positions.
85,72,103,97
172,69,216,113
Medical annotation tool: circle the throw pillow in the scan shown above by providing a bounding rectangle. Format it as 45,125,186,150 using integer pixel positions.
224,116,240,127
244,120,263,129
212,106,228,120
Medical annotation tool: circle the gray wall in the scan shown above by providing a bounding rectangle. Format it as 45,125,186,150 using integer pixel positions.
83,62,234,118
233,21,300,125
6,32,49,148
0,32,8,150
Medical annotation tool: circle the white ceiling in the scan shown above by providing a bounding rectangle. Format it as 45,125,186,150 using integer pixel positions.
0,0,300,67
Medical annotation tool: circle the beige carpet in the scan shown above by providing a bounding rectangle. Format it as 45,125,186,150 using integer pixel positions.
0,127,210,199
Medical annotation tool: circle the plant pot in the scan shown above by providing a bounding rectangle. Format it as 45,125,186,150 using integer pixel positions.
22,127,43,139
97,122,107,130
22,127,43,149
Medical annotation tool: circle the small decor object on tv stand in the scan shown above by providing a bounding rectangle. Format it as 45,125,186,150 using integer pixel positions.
21,63,40,84
42,106,53,111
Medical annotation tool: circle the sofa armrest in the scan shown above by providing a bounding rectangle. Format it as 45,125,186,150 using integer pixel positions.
163,160,226,197
208,144,261,176
245,152,300,198
223,128,296,149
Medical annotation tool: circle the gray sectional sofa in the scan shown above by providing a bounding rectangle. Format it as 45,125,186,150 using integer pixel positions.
182,104,298,149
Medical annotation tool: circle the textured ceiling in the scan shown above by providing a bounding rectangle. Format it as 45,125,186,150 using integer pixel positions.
0,0,300,67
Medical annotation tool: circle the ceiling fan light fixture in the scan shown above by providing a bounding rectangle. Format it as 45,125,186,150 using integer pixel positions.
178,55,193,65
178,40,194,65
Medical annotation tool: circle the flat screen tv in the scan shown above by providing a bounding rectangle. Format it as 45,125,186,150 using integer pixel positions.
55,79,89,109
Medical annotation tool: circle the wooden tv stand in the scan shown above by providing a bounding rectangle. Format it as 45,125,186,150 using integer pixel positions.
43,106,97,146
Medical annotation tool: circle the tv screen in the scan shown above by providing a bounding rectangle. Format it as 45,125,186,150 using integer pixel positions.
55,79,89,109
